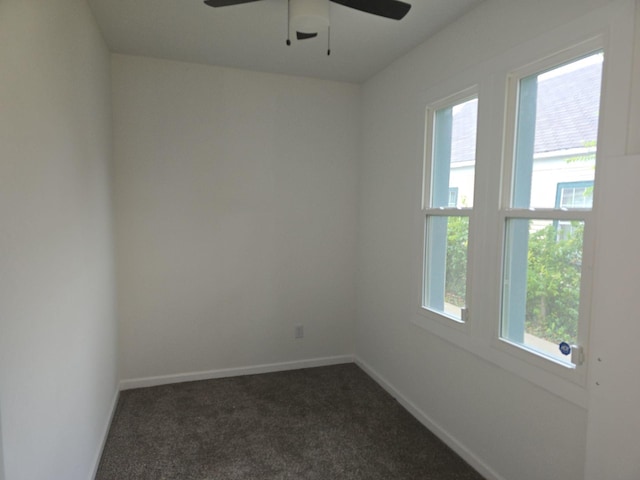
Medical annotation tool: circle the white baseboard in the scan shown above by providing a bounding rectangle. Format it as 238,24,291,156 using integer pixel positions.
119,354,355,391
91,387,120,480
354,356,506,480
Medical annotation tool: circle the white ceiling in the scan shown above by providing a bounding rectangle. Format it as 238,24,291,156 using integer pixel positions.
88,0,482,83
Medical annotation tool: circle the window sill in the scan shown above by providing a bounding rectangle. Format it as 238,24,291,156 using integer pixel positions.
411,308,588,408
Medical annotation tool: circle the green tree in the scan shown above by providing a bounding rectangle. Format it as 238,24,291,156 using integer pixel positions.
444,218,584,344
445,216,468,307
525,221,583,344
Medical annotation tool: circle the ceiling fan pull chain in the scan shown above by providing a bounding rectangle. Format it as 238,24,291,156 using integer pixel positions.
286,0,291,46
327,26,331,56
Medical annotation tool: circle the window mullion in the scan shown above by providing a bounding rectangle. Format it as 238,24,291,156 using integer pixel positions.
501,209,592,221
424,208,473,216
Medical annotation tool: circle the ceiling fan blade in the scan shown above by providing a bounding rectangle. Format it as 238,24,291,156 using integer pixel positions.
296,31,319,40
204,0,262,7
330,0,411,20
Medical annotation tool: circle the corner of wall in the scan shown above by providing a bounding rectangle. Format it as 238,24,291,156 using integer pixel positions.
91,388,120,479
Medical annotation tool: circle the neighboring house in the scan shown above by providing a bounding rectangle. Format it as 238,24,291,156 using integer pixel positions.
449,55,601,211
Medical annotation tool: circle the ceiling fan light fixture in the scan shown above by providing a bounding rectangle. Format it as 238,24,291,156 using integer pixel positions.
290,0,329,34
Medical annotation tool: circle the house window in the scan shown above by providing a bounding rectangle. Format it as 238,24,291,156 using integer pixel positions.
556,181,594,239
500,51,603,366
556,181,594,209
422,92,477,322
448,187,459,207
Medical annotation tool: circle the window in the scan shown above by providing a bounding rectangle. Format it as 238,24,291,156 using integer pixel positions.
422,92,478,322
448,187,459,208
413,9,632,404
556,181,594,209
500,52,603,366
556,181,594,239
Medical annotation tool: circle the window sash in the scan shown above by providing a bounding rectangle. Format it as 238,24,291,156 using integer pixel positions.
500,214,588,365
422,212,471,322
422,90,478,324
499,48,603,368
501,46,604,213
422,88,478,210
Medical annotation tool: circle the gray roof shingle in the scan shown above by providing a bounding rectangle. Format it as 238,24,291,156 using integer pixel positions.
450,59,602,163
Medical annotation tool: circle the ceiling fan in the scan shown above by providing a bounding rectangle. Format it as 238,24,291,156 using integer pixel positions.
203,0,411,54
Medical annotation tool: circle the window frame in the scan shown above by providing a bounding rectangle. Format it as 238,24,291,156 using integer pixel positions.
419,86,479,329
494,40,605,382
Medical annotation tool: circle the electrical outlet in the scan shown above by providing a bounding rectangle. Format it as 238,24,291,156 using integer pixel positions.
295,325,304,339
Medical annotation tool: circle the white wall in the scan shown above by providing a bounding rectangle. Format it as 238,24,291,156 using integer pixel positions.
0,1,118,479
628,1,640,153
584,154,640,480
0,1,634,478
112,55,359,383
0,415,4,480
356,1,633,480
583,3,640,477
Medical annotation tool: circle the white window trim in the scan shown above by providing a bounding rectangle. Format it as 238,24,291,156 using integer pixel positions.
495,40,604,386
410,1,635,408
419,86,478,329
500,39,605,211
422,86,479,209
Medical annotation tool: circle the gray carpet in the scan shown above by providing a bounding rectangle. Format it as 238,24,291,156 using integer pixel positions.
96,363,484,479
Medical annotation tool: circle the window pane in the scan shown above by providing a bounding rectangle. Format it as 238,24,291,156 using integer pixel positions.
556,181,593,209
431,98,477,208
512,53,602,209
501,218,584,364
424,215,469,320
